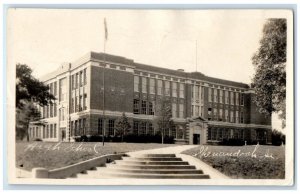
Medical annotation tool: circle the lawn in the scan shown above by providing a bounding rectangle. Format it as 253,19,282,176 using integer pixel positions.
16,141,178,171
182,145,285,179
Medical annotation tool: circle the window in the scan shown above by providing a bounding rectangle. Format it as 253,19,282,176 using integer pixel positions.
172,82,177,97
141,100,147,114
46,125,49,138
70,121,74,137
214,89,218,103
230,92,234,105
208,107,212,120
133,121,139,135
54,82,57,96
134,76,139,92
72,75,75,90
208,88,212,102
79,95,83,111
240,111,244,123
219,90,223,103
149,79,155,94
43,126,45,138
191,85,194,100
71,98,74,113
149,101,154,115
179,83,185,98
75,73,79,89
83,94,87,110
219,109,223,121
50,124,53,138
230,111,234,122
201,87,204,104
82,118,86,134
98,119,103,135
83,68,87,85
195,105,200,116
225,109,229,122
54,103,57,117
240,93,244,106
171,125,176,137
142,77,147,93
148,123,154,135
164,81,170,96
179,104,184,118
172,103,177,118
54,124,56,138
108,120,115,136
75,97,78,112
79,71,83,86
133,99,139,114
140,122,146,135
50,104,53,117
195,86,199,100
225,91,229,104
59,78,67,102
213,108,217,120
236,111,239,123
191,105,194,116
157,80,163,95
235,93,239,105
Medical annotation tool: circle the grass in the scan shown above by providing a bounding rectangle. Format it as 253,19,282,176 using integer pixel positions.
16,141,178,171
182,145,285,179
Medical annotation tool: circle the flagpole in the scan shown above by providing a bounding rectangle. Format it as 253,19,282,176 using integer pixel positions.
102,18,107,146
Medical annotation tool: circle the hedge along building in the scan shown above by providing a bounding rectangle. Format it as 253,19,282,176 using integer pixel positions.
29,52,272,144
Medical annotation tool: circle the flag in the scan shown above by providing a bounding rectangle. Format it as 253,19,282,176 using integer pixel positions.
104,18,108,41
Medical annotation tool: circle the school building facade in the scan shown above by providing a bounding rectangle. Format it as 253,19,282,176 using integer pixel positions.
29,52,272,144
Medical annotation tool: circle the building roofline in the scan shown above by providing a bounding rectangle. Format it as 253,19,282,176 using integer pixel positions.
38,52,249,89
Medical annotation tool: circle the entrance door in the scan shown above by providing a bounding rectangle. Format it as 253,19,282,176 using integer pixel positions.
61,128,66,141
193,134,200,144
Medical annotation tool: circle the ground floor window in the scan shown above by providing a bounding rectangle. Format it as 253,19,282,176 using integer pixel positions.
140,122,146,135
108,119,115,136
148,123,154,135
98,119,103,135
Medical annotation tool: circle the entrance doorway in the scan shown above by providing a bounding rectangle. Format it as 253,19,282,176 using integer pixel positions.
61,128,66,141
193,134,200,144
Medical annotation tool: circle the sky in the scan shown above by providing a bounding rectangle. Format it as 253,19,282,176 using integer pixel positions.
7,9,286,131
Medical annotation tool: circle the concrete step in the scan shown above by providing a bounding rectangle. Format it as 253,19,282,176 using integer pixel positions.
102,168,204,174
115,160,189,165
140,154,176,158
107,164,196,169
123,157,183,161
101,172,210,179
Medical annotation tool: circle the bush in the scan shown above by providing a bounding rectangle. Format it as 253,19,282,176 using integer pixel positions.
33,138,42,141
74,134,175,144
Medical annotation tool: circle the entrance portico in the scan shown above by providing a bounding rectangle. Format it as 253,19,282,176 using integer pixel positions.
188,117,208,145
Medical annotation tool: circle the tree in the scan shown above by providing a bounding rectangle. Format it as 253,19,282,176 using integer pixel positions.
115,113,131,142
16,64,55,141
154,97,174,144
252,19,286,128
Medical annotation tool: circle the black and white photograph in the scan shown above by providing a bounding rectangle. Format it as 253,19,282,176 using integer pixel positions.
6,8,294,186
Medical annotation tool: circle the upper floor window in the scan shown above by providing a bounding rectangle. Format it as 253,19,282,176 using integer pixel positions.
219,90,223,103
149,79,155,94
133,99,139,114
172,82,177,97
208,88,212,102
141,100,147,114
230,91,234,105
225,91,229,104
195,105,199,116
225,109,229,122
240,93,244,106
59,78,67,102
134,76,139,92
195,85,199,100
157,80,163,95
172,103,177,118
179,83,185,98
142,77,147,93
230,111,234,122
179,104,184,118
83,68,87,85
240,111,244,123
79,71,83,86
75,73,79,89
235,93,239,105
149,101,154,115
164,81,170,96
54,82,57,96
219,109,223,121
214,89,218,103
235,111,239,123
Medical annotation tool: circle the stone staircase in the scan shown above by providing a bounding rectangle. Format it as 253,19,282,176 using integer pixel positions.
70,154,210,179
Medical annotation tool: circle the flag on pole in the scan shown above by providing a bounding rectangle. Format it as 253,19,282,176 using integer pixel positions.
104,18,108,41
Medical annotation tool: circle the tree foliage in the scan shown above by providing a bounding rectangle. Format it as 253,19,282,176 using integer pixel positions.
16,64,55,109
115,112,131,142
252,19,286,127
153,97,174,144
16,64,55,140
